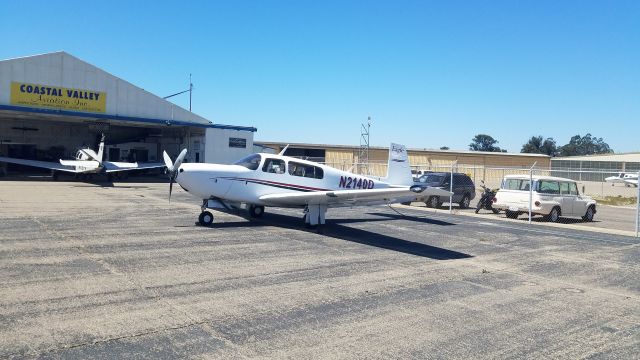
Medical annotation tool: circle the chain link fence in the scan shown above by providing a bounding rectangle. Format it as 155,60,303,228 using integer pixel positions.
321,160,640,236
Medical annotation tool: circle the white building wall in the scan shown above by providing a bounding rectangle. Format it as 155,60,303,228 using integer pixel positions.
204,128,254,164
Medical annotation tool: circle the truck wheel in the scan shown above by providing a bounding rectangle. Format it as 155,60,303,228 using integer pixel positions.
582,206,595,222
545,207,561,222
426,196,440,208
459,195,470,209
505,210,519,219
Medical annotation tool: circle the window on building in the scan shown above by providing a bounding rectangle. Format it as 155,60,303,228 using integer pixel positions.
229,137,247,148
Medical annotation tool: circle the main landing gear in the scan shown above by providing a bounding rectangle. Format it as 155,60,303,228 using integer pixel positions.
249,204,265,218
303,204,328,229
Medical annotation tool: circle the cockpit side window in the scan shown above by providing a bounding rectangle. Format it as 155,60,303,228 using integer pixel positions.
233,154,262,170
262,158,286,174
288,161,324,179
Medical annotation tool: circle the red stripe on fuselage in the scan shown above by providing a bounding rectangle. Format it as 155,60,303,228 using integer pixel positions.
223,177,331,192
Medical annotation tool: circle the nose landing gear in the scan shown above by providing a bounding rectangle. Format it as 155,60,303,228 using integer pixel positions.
198,211,214,226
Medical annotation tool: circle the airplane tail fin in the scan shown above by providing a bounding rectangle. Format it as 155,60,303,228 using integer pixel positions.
96,134,105,162
382,143,413,186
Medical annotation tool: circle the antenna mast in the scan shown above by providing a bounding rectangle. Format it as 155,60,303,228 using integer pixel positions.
163,74,193,112
359,116,371,175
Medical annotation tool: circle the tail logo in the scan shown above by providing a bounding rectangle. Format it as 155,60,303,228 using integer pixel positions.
390,143,407,162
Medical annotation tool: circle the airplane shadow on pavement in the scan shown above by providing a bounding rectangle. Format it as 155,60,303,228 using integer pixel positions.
201,210,471,260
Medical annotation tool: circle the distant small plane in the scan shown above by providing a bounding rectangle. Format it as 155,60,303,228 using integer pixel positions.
163,143,451,227
605,172,638,187
0,134,165,180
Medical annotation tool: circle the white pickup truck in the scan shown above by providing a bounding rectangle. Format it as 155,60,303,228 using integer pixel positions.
493,175,597,222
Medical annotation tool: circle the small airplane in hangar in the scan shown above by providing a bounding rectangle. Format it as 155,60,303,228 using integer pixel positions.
163,143,451,227
0,134,165,180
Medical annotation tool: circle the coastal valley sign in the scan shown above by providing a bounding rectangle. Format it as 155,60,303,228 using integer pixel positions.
10,82,106,113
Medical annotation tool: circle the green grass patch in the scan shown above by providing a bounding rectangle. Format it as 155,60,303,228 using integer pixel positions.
592,195,638,206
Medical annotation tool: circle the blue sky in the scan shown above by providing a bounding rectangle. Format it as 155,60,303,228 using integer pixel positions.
1,1,638,152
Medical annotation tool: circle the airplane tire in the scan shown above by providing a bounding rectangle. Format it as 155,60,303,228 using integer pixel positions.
249,205,265,218
198,211,214,226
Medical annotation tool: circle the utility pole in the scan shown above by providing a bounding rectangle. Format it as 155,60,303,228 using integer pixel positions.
359,117,371,175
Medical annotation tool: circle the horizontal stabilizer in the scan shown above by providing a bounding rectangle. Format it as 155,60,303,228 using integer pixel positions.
104,161,166,172
79,149,101,162
59,160,100,168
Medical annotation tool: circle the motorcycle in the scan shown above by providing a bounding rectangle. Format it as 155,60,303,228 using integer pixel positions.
475,180,500,214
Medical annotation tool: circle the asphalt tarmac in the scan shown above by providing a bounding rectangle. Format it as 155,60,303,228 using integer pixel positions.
1,180,638,359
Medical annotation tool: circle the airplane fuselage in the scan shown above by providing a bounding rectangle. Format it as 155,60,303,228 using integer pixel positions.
176,153,397,207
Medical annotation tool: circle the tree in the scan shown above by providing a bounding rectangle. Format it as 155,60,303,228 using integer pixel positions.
558,133,613,156
469,134,505,152
521,136,557,156
440,146,450,150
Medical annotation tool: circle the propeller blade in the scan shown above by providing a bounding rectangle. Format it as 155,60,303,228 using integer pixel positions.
163,149,186,203
169,174,174,202
174,149,188,170
163,151,174,172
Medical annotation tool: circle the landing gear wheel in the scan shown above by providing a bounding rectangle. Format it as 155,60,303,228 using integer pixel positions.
459,195,470,209
198,211,214,226
426,196,440,208
249,205,265,218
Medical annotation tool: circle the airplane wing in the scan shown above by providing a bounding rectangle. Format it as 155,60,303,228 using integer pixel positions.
0,156,78,172
258,186,452,207
624,179,638,186
103,161,166,172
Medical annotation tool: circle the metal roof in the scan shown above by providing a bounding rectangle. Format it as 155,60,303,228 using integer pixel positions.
552,153,640,162
254,141,550,158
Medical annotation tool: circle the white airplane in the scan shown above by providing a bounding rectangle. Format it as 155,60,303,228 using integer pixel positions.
163,143,451,227
605,172,639,187
0,134,165,180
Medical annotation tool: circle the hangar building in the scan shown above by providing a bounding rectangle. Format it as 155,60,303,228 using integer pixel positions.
0,52,256,174
551,153,640,182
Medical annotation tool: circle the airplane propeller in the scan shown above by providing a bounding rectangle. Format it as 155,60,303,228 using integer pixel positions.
163,149,187,202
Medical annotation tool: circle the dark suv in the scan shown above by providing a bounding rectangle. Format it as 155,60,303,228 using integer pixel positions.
414,172,476,208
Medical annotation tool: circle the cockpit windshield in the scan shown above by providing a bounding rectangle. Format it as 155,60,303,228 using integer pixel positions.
233,154,262,170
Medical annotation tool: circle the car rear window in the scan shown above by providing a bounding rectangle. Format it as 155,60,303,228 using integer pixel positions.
502,178,530,191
